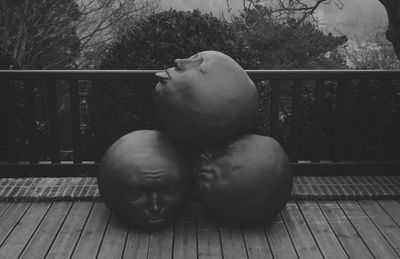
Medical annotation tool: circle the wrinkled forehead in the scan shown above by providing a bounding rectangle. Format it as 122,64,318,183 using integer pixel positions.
124,167,184,187
193,51,241,73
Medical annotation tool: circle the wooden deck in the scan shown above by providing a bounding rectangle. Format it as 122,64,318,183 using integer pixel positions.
0,200,399,259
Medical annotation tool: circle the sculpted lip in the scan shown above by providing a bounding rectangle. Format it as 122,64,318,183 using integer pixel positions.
155,70,170,81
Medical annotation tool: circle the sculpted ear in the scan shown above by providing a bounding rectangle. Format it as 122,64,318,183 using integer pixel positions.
198,63,207,73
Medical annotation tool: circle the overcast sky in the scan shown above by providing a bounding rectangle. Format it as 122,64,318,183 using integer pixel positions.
158,0,388,41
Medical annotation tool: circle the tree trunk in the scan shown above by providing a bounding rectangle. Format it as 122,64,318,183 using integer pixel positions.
379,0,400,60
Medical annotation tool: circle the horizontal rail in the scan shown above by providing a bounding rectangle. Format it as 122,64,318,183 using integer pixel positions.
1,69,400,80
0,162,399,177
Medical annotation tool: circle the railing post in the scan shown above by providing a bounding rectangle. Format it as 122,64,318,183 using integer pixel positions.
92,80,105,162
311,80,324,163
354,79,369,162
1,79,17,163
377,79,391,162
24,80,40,163
69,80,82,163
269,80,280,140
332,80,347,162
46,80,60,163
290,80,303,162
114,81,124,136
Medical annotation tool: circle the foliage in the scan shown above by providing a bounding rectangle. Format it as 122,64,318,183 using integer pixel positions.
100,9,252,69
0,0,155,69
342,32,400,69
232,6,348,69
0,0,81,69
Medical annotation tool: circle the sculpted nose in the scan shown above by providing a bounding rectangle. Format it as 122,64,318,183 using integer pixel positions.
175,58,196,70
149,192,161,214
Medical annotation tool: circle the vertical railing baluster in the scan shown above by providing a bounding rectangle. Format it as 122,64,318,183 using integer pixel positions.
311,80,324,163
136,80,147,129
290,80,302,162
46,80,60,163
377,79,391,162
24,80,40,163
332,80,347,162
115,81,124,136
69,80,82,163
354,79,369,161
269,80,280,140
2,80,17,163
92,80,104,162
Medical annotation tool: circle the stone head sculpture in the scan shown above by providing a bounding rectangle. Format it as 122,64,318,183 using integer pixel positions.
194,134,293,225
155,50,258,150
97,130,191,230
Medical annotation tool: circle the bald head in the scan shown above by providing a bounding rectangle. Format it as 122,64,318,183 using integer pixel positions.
155,50,258,150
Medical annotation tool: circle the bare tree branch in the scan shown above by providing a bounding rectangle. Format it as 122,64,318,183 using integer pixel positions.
0,0,157,69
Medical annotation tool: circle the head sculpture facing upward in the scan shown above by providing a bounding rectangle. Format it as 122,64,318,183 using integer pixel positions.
97,130,191,230
155,50,258,150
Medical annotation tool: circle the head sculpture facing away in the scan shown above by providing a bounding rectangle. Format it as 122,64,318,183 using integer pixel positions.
155,50,258,150
97,130,191,230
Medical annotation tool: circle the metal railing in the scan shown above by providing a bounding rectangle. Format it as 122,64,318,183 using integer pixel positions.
1,70,399,177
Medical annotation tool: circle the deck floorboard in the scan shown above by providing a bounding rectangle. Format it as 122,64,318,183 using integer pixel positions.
0,200,398,258
19,202,72,259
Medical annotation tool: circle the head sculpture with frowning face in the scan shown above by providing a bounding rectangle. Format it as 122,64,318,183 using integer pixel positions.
97,130,191,230
155,50,258,150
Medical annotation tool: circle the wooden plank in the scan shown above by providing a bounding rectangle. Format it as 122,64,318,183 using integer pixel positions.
332,80,347,162
281,201,323,259
147,225,174,259
0,203,30,245
243,227,273,259
1,80,17,162
318,201,373,259
359,200,400,255
290,80,303,162
0,202,51,258
97,213,129,259
311,80,324,163
219,225,247,259
46,201,93,259
338,200,398,258
122,228,150,259
24,80,40,162
197,204,223,259
378,200,400,226
69,80,82,163
353,79,369,161
269,80,280,140
46,80,60,163
0,202,11,218
19,202,72,259
265,213,298,259
173,203,197,259
71,202,111,259
298,201,347,259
